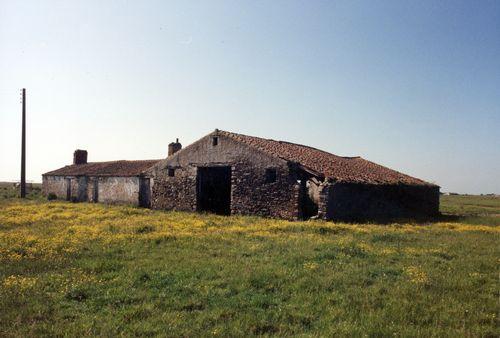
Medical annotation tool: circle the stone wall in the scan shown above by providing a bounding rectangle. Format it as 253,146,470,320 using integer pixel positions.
97,177,140,204
42,176,67,199
152,165,197,211
151,133,301,220
322,182,440,221
43,175,141,205
230,163,300,220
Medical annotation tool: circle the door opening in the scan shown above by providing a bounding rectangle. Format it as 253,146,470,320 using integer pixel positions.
139,177,151,208
77,177,88,202
66,178,71,201
197,166,231,215
300,179,319,220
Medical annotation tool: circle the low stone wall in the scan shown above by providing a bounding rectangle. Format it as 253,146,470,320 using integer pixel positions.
322,182,440,221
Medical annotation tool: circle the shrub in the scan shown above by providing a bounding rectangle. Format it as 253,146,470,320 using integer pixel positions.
47,193,57,201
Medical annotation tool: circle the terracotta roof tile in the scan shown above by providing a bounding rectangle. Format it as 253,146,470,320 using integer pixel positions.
43,160,160,177
220,130,435,186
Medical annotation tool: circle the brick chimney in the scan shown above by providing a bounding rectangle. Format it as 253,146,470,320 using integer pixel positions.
168,138,182,156
73,149,88,165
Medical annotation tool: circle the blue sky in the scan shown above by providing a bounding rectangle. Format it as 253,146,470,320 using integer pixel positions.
1,0,499,193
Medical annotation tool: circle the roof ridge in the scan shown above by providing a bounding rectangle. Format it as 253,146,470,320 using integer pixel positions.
353,157,429,185
220,130,353,159
218,129,435,186
78,159,161,164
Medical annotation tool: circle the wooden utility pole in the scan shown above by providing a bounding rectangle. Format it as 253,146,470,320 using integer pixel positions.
20,88,26,198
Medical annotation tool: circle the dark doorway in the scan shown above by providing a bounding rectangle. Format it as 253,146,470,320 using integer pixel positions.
197,166,231,215
66,178,71,201
139,177,151,208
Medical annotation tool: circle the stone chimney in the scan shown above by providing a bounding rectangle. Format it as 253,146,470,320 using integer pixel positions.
73,149,88,165
168,138,182,156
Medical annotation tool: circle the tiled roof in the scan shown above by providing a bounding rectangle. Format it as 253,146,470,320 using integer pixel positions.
43,160,160,177
220,130,436,186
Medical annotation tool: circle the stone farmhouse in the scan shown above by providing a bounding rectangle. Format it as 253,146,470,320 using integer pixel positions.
43,130,439,221
42,150,160,207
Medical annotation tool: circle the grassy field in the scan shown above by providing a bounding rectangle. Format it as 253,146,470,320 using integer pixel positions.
0,191,498,336
440,194,500,226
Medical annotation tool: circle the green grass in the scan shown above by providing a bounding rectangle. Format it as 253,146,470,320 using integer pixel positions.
0,193,498,336
441,194,500,226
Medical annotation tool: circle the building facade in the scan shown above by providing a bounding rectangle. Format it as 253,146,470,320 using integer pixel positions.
42,150,159,207
149,132,302,219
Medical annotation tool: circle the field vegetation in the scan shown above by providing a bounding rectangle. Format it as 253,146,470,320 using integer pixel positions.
0,182,41,200
0,187,498,336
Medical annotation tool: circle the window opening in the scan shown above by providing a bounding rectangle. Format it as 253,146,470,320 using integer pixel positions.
265,168,277,183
